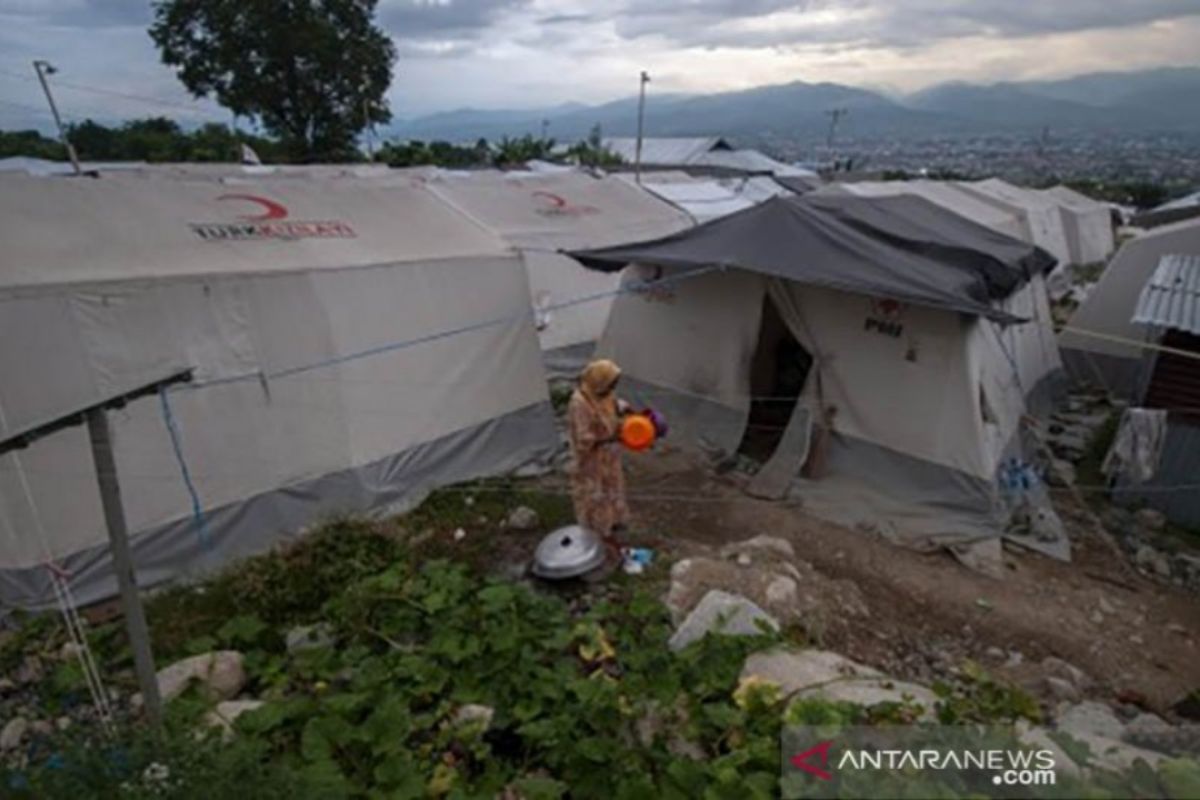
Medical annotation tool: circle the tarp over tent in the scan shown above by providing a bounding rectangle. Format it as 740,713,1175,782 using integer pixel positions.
571,196,1024,321
1060,217,1200,397
422,170,694,374
832,180,1028,243
0,173,557,609
955,179,1073,267
569,194,1067,560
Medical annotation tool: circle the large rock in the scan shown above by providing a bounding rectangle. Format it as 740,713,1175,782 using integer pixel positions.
0,717,28,751
718,535,796,562
1135,545,1172,578
1057,701,1127,741
143,651,247,706
1015,721,1083,780
668,590,779,652
743,648,938,711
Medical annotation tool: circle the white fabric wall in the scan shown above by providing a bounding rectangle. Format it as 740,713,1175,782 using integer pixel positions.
991,274,1063,402
425,171,693,353
840,180,1028,243
1039,187,1115,265
0,256,547,571
777,284,996,481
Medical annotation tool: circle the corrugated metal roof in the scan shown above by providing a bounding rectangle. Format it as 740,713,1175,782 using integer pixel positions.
1133,253,1200,335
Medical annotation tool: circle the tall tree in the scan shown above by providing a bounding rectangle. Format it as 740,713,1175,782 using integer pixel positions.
150,0,395,162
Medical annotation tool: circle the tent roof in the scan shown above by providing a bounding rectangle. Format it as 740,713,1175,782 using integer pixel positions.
833,180,1023,233
637,179,757,223
0,173,512,292
693,148,816,176
568,196,1025,322
424,170,693,249
803,193,1056,297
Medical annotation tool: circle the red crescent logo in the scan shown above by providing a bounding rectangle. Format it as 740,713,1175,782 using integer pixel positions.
532,190,567,208
791,741,834,781
217,193,289,221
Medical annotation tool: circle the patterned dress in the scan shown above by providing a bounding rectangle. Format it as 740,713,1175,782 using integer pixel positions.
566,390,630,538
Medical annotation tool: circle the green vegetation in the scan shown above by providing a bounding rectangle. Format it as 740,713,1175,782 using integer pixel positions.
1,119,289,165
1,485,1196,798
149,0,395,161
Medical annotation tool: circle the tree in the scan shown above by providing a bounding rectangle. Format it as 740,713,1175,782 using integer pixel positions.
149,0,396,162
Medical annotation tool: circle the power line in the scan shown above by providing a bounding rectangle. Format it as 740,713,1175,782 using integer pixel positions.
0,68,227,123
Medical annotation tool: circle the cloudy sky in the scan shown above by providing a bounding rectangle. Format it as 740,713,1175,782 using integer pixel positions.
1,0,1198,131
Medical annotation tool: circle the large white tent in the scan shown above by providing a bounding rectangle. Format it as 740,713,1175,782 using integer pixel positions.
422,170,694,374
1037,185,1115,266
955,179,1074,267
572,195,1067,563
626,172,793,224
0,172,557,609
1059,217,1200,397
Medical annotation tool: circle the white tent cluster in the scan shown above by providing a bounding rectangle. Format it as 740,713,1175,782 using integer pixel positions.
1,163,1102,607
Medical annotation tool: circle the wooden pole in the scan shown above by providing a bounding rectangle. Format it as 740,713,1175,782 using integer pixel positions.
85,408,162,726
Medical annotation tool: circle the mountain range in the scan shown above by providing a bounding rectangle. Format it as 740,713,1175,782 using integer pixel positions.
388,67,1200,144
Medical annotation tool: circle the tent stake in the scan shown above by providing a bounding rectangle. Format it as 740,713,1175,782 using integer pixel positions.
86,408,163,727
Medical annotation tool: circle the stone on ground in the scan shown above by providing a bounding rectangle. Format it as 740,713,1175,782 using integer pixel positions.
505,506,540,531
668,590,779,652
742,648,938,710
286,623,335,654
140,651,247,706
0,717,28,751
1056,701,1127,741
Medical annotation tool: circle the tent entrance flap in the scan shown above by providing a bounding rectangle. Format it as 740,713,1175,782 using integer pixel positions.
737,294,812,462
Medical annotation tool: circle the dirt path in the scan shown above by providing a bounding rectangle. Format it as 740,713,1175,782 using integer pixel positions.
617,448,1200,711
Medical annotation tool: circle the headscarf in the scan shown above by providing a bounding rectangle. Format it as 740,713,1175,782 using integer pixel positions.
578,359,621,427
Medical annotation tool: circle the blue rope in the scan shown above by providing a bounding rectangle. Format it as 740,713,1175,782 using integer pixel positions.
158,387,212,549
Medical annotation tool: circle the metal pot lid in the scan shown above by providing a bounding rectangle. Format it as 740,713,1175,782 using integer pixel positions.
531,525,606,579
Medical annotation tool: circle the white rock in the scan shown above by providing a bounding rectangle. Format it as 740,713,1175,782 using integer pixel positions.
1057,701,1126,741
735,553,753,567
0,717,28,751
451,704,495,730
149,651,247,705
765,576,799,607
1124,713,1173,743
1045,677,1081,704
1015,721,1083,780
286,623,334,654
1041,656,1091,692
668,590,779,652
453,528,466,542
203,699,265,740
719,535,796,561
505,506,539,531
60,642,85,661
55,717,71,732
743,648,937,711
1097,597,1116,616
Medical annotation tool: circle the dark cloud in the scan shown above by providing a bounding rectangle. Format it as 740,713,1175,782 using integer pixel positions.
0,0,150,28
611,0,1200,50
380,0,531,39
538,13,596,25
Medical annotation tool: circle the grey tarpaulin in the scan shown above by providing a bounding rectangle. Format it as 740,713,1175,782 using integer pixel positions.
802,193,1057,296
568,196,1027,322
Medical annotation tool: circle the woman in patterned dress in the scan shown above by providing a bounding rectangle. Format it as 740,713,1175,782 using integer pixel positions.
566,359,631,559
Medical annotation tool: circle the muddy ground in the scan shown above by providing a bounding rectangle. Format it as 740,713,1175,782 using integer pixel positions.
516,446,1200,713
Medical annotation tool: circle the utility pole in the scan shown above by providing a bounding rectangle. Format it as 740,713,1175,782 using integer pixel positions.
635,70,650,184
362,98,375,161
32,60,81,175
825,107,847,150
540,118,550,141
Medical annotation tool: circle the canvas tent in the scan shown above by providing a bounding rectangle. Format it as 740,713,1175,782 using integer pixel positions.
628,173,793,224
0,172,556,609
422,170,694,374
601,137,730,166
954,179,1073,267
570,195,1066,559
1059,218,1200,398
1037,185,1115,266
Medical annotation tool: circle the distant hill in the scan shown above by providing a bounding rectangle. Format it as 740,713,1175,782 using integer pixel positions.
387,67,1200,144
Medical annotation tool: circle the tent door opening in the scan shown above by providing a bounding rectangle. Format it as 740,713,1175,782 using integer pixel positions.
737,294,812,463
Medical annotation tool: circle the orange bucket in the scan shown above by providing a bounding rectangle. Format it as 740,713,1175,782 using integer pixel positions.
620,413,656,452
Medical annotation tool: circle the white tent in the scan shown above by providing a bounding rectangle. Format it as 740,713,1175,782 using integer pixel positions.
1059,217,1200,397
954,179,1073,266
575,196,1068,563
422,170,693,374
601,137,729,165
0,172,556,609
693,149,817,177
1037,185,1115,266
